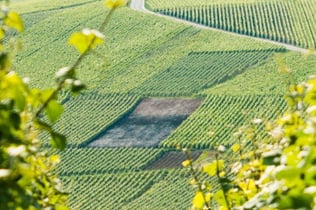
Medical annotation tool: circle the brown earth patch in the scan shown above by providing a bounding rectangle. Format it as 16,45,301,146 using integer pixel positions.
133,98,203,117
88,98,203,147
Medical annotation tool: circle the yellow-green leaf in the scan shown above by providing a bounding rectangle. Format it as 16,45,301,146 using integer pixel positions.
214,190,227,208
55,205,69,210
68,29,104,54
104,0,127,9
231,144,241,153
203,161,217,176
217,160,225,171
182,160,191,167
4,11,24,32
50,155,61,165
192,191,204,209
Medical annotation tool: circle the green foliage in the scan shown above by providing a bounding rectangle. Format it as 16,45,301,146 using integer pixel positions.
41,93,139,147
55,147,164,175
0,0,127,208
154,0,316,48
15,5,279,91
11,0,96,14
205,52,316,96
184,76,316,209
0,5,71,209
133,49,281,97
7,0,316,209
146,0,282,9
161,95,287,149
61,170,167,209
68,29,104,54
122,169,194,210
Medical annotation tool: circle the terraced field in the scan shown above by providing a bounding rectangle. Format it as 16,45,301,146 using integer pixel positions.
12,0,316,209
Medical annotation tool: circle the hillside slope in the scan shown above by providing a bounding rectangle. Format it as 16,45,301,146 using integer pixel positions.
12,0,316,209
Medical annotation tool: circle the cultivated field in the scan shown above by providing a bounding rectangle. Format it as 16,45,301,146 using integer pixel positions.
12,0,316,208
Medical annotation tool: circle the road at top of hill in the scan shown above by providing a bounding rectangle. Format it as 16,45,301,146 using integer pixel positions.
130,0,311,54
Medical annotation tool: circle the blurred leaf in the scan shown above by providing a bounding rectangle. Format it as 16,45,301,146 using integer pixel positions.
10,112,20,129
104,0,127,9
39,89,56,103
192,191,205,209
55,205,69,210
4,11,24,32
203,161,217,176
68,29,104,54
231,144,241,153
45,100,64,123
305,166,316,185
0,53,11,71
182,160,191,167
276,167,301,180
214,190,227,208
51,132,66,150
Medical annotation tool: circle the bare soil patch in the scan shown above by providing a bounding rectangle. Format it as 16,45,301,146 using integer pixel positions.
133,98,202,116
88,98,203,147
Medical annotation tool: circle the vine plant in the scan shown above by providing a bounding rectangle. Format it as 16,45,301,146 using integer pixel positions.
0,0,127,209
184,75,316,209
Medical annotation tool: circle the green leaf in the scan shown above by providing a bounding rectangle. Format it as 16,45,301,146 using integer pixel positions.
4,11,24,32
276,167,301,180
40,89,56,102
45,100,64,123
51,132,66,150
214,190,227,208
0,53,11,71
305,166,316,185
10,112,21,129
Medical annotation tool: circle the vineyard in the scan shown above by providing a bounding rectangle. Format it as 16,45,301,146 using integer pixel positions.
11,0,316,209
133,49,284,96
55,148,164,175
61,170,168,209
152,0,316,49
205,52,316,96
161,94,287,149
42,93,140,147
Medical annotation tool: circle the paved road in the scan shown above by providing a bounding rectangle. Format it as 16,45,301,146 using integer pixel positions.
130,0,311,54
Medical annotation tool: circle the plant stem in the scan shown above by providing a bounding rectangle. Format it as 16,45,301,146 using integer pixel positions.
215,153,231,210
185,149,212,210
34,8,114,119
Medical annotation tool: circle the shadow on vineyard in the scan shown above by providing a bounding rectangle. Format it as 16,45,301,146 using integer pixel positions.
88,98,202,147
133,49,280,96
